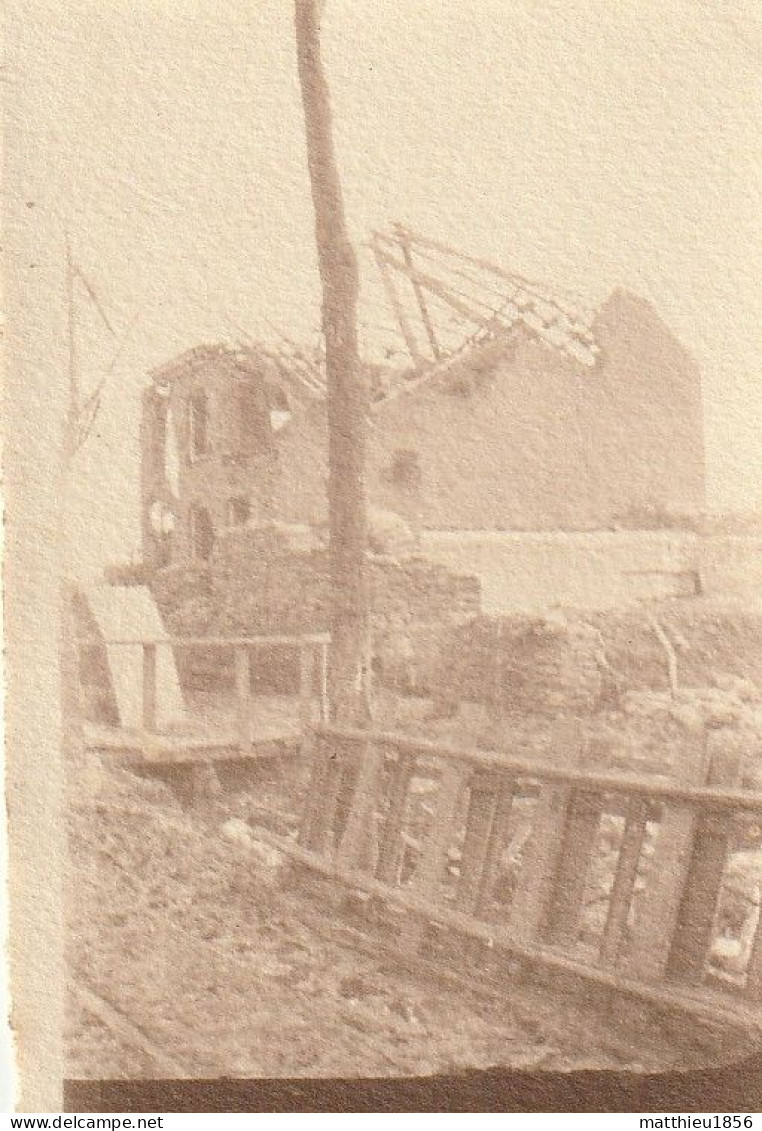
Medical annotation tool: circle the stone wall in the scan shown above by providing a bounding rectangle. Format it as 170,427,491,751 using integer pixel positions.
149,525,481,693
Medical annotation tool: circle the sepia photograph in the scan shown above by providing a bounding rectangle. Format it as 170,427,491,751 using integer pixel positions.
3,0,762,1111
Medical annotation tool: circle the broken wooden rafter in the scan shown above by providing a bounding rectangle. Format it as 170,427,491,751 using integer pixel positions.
371,225,600,370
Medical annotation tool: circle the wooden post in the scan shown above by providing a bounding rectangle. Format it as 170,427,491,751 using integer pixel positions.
627,728,709,982
298,643,315,730
667,727,744,983
507,720,585,944
234,645,251,752
142,643,157,733
456,771,501,913
599,799,650,968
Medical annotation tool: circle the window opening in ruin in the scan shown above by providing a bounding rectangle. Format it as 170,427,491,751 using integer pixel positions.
189,504,214,561
189,389,210,460
389,448,422,491
267,382,292,432
228,496,251,526
148,499,175,567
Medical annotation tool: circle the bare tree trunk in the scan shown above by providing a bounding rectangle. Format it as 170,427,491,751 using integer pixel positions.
294,0,371,725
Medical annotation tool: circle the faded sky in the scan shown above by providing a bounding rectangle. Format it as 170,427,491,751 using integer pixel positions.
11,0,762,573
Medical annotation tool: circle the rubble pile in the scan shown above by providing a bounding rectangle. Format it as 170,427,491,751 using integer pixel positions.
435,613,605,718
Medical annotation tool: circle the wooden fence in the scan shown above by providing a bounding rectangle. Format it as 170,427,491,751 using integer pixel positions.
86,634,330,752
258,721,762,1035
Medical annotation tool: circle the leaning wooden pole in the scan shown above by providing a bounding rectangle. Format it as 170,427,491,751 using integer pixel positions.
294,0,371,725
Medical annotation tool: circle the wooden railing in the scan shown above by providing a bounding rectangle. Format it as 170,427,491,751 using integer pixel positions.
100,634,330,746
259,722,762,1034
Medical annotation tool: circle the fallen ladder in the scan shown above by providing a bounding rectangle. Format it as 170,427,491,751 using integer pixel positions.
262,722,762,1039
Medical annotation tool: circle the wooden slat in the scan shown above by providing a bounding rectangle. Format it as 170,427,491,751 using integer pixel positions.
599,799,650,968
456,771,501,913
627,733,709,982
141,644,157,733
402,762,467,952
234,645,252,751
667,731,744,983
376,753,415,886
544,789,602,946
508,721,585,944
336,738,386,872
474,776,518,915
307,757,345,857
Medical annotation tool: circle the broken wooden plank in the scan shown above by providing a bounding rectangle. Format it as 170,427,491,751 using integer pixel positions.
394,224,442,360
372,237,424,365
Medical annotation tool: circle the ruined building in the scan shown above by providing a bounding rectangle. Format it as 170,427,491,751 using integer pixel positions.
141,237,705,572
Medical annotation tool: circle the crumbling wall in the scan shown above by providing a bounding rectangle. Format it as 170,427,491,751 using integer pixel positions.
149,525,481,694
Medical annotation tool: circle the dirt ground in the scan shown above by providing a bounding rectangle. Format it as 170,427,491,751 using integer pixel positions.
65,745,751,1081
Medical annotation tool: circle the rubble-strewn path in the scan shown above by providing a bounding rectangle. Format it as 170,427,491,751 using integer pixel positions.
66,760,741,1080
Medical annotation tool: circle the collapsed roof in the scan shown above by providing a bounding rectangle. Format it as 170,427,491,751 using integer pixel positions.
370,225,599,369
150,229,602,412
